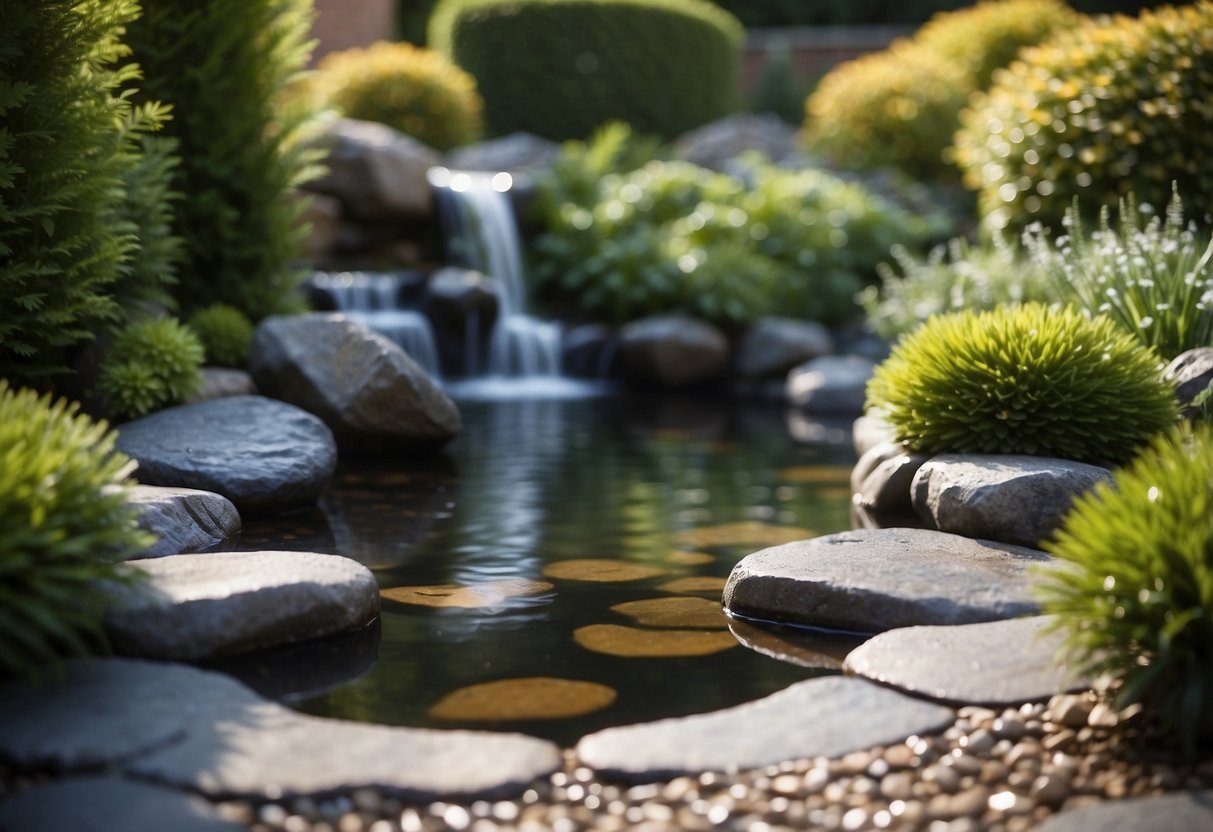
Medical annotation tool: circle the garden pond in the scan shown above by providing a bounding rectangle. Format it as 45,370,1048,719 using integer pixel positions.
222,393,863,747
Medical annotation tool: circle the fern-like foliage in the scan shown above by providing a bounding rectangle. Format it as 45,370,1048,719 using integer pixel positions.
125,0,325,322
0,0,161,386
112,129,183,314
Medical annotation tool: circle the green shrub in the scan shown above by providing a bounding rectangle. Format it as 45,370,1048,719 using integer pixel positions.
805,0,1080,182
954,2,1213,235
189,303,254,368
1025,193,1213,361
0,0,169,386
1038,423,1213,752
126,0,324,322
531,146,926,327
429,0,743,140
861,235,1061,339
0,381,150,679
98,317,203,418
113,132,183,314
866,302,1179,464
311,41,483,151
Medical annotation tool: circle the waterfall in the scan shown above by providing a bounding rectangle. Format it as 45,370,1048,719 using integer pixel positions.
310,271,442,379
428,167,563,380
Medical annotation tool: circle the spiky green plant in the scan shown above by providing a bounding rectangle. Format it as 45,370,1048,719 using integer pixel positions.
188,303,253,368
1038,423,1213,752
0,0,170,385
0,381,150,679
1025,193,1213,361
866,302,1179,464
125,0,324,321
98,316,203,418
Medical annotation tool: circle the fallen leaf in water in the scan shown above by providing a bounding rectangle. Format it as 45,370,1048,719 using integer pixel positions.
674,522,813,548
380,578,553,608
541,559,667,583
664,550,714,565
574,624,737,657
776,465,852,484
610,597,726,629
658,576,729,596
429,677,617,721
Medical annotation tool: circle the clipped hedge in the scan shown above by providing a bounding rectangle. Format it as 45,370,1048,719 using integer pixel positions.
429,0,742,140
955,2,1213,235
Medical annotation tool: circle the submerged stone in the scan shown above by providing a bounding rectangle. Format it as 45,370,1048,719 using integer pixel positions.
573,624,737,658
723,528,1052,632
674,521,814,549
576,675,953,781
658,576,728,596
429,677,617,721
541,559,668,583
381,579,553,609
610,597,727,629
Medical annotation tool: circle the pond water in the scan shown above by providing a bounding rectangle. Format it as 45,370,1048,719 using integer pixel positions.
224,394,863,747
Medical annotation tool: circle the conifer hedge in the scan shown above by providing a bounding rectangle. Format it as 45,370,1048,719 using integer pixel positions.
125,0,323,321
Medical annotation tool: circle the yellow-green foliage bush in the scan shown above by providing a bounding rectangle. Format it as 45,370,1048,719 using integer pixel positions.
0,382,149,679
806,0,1081,181
866,303,1178,465
954,2,1213,235
98,317,203,419
312,41,483,152
189,303,254,368
1039,423,1213,752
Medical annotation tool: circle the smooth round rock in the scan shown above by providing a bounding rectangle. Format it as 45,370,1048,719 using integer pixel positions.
126,485,241,558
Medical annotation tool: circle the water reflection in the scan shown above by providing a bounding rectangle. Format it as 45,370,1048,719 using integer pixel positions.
235,395,858,746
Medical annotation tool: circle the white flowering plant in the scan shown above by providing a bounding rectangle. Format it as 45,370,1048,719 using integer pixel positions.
1025,191,1213,361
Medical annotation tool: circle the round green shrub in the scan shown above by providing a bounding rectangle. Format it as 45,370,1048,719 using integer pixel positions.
1038,423,1213,750
866,302,1179,465
99,316,204,418
0,381,150,679
429,0,742,140
188,303,254,368
954,2,1213,235
805,0,1080,182
312,41,483,151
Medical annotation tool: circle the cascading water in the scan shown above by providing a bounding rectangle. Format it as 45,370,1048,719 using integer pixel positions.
427,167,564,381
311,271,442,378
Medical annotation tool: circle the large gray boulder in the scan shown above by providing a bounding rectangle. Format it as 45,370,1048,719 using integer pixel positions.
306,118,439,220
723,528,1052,632
106,551,380,661
115,396,336,515
423,266,499,374
1163,346,1213,417
251,313,461,454
444,132,560,175
126,485,240,558
912,455,1114,548
618,315,729,389
787,355,875,414
733,317,833,380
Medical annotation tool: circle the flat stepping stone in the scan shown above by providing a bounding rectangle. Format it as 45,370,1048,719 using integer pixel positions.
912,455,1113,548
106,551,379,661
844,616,1091,706
723,528,1052,632
116,395,337,515
1037,790,1213,832
575,675,953,781
0,776,243,832
0,659,561,801
127,485,241,558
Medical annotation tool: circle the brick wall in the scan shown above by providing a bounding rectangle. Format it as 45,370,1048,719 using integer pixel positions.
310,0,397,64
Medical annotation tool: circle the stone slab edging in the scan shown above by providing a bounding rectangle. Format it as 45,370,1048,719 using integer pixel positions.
1036,789,1213,831
575,675,954,782
844,615,1092,706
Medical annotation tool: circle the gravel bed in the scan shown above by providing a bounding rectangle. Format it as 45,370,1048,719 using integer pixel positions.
207,691,1213,832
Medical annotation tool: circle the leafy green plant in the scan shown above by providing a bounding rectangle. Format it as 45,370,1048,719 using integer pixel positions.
0,0,170,386
310,40,483,151
189,303,254,368
99,317,204,418
1025,193,1213,361
954,2,1213,235
0,381,150,679
126,0,324,321
112,132,183,314
430,0,742,140
862,235,1061,339
866,302,1179,464
1038,423,1213,752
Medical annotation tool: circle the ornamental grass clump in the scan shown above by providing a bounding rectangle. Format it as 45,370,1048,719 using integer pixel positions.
1025,193,1213,361
1038,423,1213,752
0,382,150,679
99,316,203,419
866,303,1179,465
